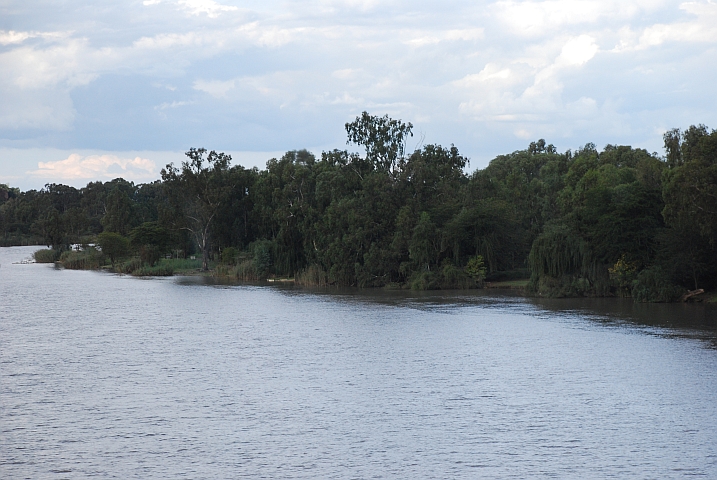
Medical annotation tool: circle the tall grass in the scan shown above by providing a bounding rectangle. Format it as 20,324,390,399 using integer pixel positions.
132,264,174,276
295,264,329,286
234,259,262,281
162,257,202,271
33,248,59,263
59,248,104,270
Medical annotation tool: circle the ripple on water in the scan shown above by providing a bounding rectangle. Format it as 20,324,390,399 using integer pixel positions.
1,245,716,478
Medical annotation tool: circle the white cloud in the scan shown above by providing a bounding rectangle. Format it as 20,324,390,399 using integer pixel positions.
556,35,599,66
0,38,104,89
0,0,715,172
491,0,668,36
28,154,157,181
638,1,717,47
142,0,238,17
193,79,236,98
404,28,484,46
178,0,238,17
0,30,32,45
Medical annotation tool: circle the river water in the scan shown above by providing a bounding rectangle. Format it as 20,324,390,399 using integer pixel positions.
1,246,716,479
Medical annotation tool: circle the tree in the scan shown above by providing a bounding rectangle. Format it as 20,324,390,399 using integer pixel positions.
97,231,129,267
129,222,171,266
161,148,234,271
345,112,413,176
101,187,135,235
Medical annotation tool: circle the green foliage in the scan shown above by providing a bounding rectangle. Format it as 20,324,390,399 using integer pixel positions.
33,248,59,263
132,263,174,277
465,255,487,281
221,246,238,265
528,225,609,297
234,260,261,281
250,239,274,276
115,257,143,274
97,231,130,266
631,266,684,303
59,247,103,270
345,111,413,175
128,221,172,266
4,116,715,300
161,148,236,271
296,264,330,286
162,257,202,271
609,254,638,296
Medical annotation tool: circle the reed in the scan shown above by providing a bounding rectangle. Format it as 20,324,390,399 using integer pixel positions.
59,248,103,270
295,264,330,286
132,264,174,276
33,248,59,263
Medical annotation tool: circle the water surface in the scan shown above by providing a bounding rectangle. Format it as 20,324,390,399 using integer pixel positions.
1,246,716,478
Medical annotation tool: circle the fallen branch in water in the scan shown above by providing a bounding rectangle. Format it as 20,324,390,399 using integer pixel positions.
681,289,704,302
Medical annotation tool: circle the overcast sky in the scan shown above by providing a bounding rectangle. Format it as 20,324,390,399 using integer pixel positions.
1,0,716,190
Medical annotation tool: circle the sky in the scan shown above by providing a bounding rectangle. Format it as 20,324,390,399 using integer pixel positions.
1,0,716,190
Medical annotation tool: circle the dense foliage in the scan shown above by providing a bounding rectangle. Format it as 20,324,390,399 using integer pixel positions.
2,114,715,300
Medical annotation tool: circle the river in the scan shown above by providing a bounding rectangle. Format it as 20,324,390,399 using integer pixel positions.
1,246,716,478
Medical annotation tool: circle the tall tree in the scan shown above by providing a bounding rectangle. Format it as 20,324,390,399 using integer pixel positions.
161,148,234,271
345,111,413,176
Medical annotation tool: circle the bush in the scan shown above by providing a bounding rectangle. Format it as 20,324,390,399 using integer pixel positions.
234,259,261,281
409,270,439,290
221,247,238,265
33,248,59,263
96,232,130,266
465,255,487,281
132,264,174,276
163,257,202,272
296,264,330,286
632,266,684,303
439,262,478,289
115,257,143,274
250,240,273,276
59,247,103,270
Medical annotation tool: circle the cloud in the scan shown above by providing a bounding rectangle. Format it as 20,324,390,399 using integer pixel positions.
193,79,236,98
0,0,716,172
638,1,717,47
28,154,157,182
0,30,32,45
556,35,599,66
142,0,238,18
404,28,484,46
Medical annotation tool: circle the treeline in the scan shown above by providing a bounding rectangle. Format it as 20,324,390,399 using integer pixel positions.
1,113,715,300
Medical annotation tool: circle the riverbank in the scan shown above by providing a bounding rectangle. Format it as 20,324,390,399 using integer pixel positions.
28,246,715,302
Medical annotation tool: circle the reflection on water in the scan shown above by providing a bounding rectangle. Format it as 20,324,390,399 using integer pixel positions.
1,246,716,479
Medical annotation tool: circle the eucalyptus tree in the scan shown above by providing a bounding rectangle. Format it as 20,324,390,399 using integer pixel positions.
345,111,413,177
161,148,235,271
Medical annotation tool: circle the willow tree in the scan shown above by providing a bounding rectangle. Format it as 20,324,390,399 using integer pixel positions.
161,148,234,271
528,225,609,297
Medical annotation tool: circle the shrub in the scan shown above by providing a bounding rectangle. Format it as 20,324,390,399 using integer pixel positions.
221,247,238,265
33,248,59,263
162,257,202,272
609,254,638,297
59,247,103,270
409,270,439,290
439,262,478,289
96,232,130,266
115,257,143,274
234,260,261,281
132,264,174,277
465,255,487,281
296,264,330,286
632,266,684,303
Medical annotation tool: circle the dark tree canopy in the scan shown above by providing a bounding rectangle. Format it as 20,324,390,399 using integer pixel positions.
3,116,715,300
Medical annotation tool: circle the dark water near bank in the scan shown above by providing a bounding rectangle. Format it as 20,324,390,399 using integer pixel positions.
1,246,716,478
